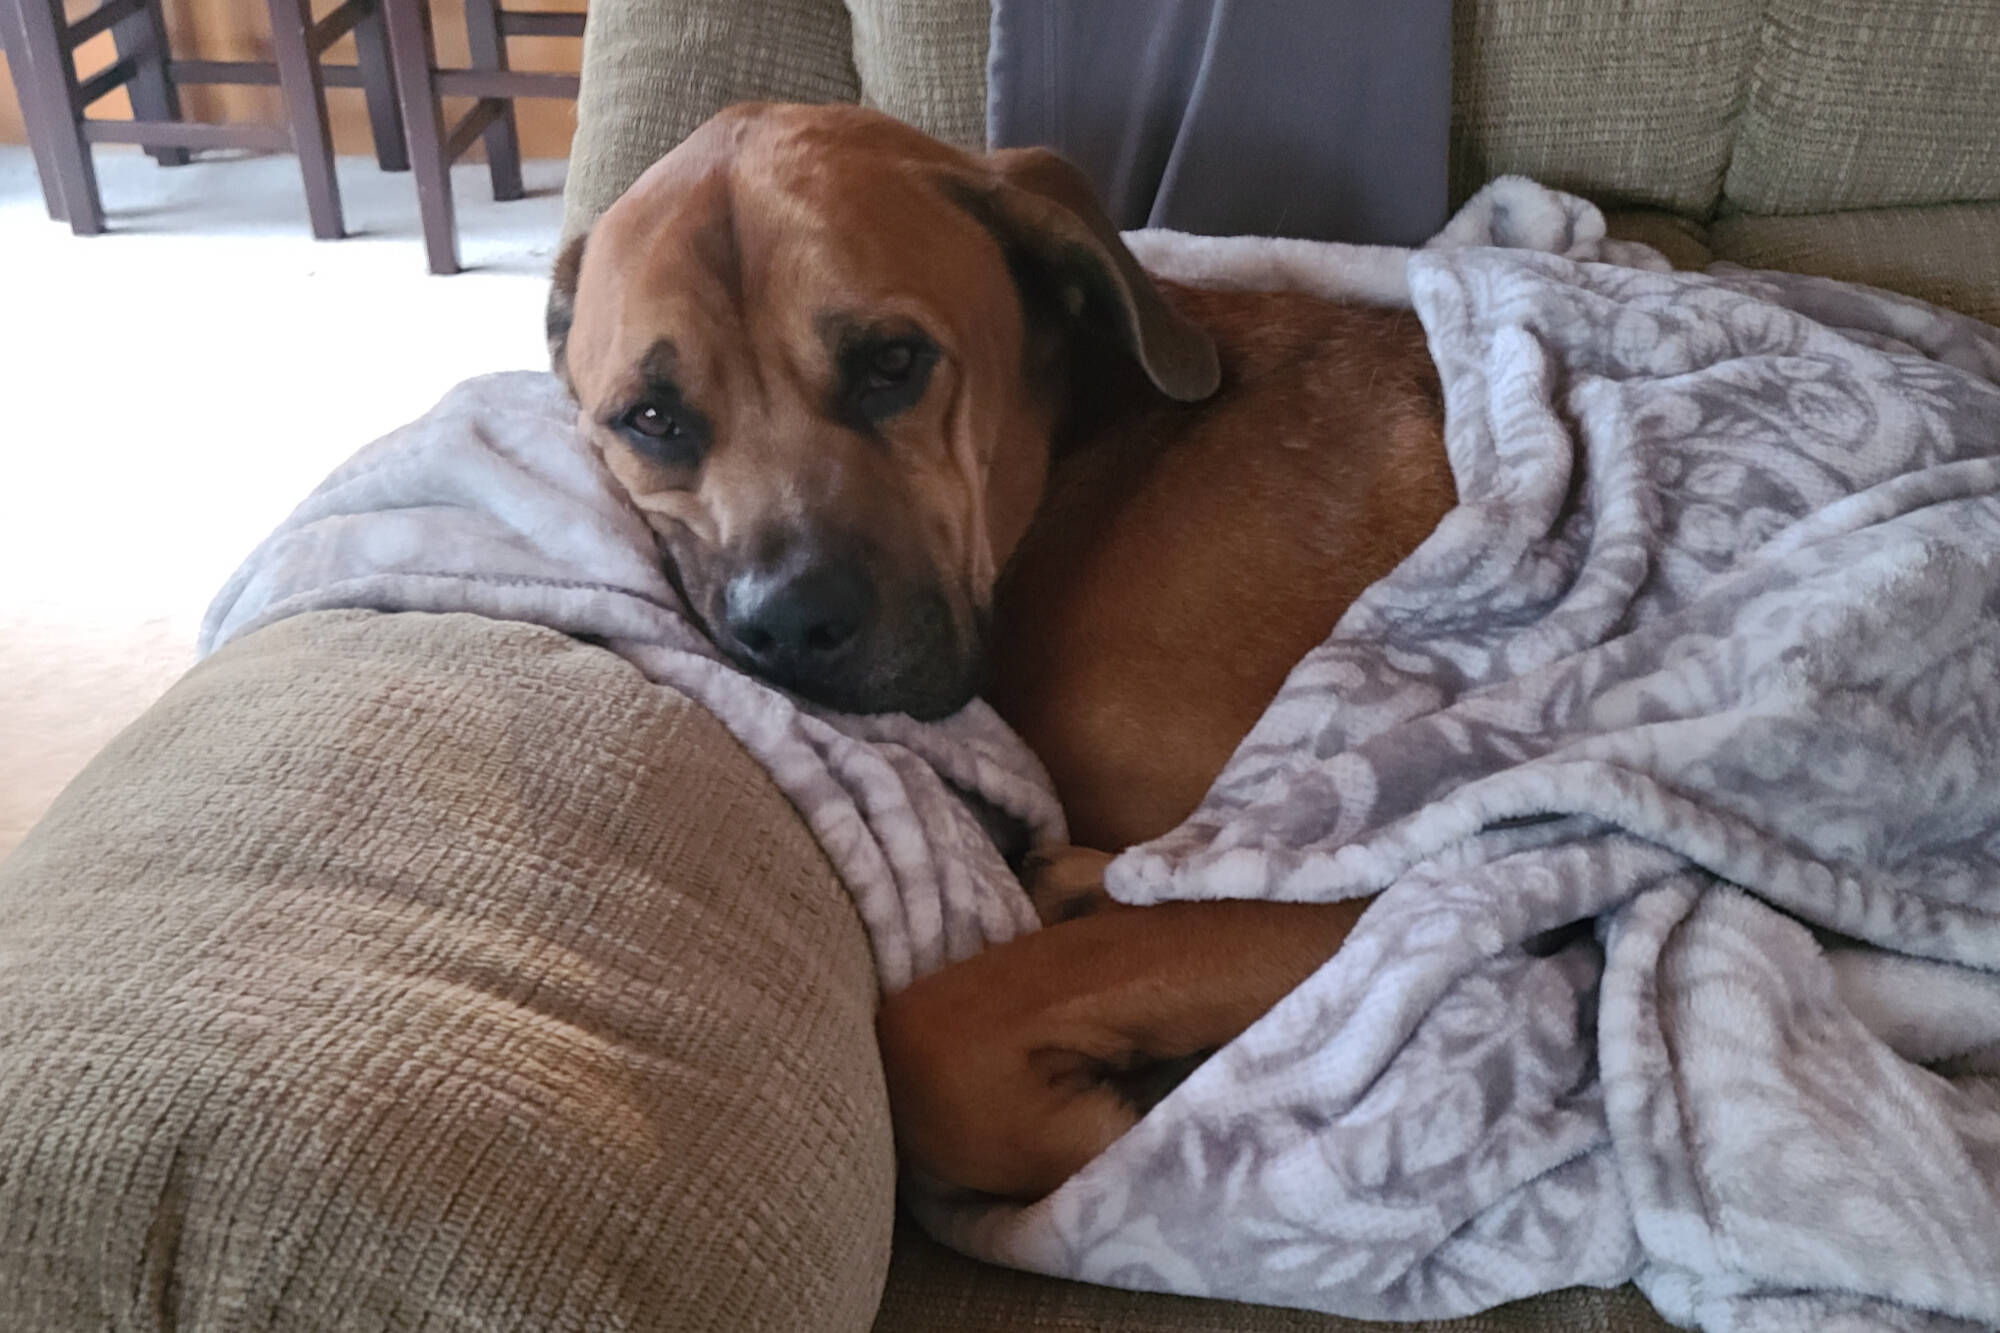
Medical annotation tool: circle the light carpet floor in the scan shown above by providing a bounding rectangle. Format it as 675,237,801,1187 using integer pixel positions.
1,145,568,858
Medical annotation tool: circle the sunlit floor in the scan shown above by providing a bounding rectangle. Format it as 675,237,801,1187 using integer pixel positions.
0,144,568,856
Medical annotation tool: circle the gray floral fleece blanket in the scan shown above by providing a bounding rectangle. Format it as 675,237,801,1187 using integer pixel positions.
927,232,2000,1330
201,181,2000,1330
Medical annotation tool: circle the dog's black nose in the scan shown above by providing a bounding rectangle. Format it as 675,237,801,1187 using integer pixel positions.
722,559,874,670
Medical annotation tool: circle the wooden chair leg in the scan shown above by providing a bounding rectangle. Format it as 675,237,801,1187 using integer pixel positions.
266,0,344,239
382,0,459,273
13,0,105,234
353,0,408,172
460,0,522,201
112,0,190,166
0,0,69,219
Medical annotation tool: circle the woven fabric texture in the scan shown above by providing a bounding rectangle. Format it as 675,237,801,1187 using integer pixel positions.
1724,0,2000,214
848,0,990,149
870,1217,1675,1333
0,610,894,1333
1448,0,1757,214
563,0,860,238
1710,201,2000,326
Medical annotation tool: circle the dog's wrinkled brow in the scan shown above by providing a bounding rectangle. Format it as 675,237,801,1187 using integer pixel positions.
639,338,678,384
690,181,746,316
608,338,681,412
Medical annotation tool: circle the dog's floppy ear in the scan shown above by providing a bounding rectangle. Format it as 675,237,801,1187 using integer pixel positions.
546,230,588,384
955,147,1219,403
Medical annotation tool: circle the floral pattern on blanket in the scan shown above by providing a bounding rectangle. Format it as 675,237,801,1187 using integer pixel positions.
919,249,2000,1333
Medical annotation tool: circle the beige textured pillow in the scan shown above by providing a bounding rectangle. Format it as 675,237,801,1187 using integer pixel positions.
0,610,894,1332
1710,202,2000,327
1724,0,2000,215
1450,0,1759,216
847,0,991,150
563,0,861,238
1601,209,1718,271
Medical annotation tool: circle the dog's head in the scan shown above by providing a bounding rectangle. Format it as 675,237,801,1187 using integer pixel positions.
550,103,1217,718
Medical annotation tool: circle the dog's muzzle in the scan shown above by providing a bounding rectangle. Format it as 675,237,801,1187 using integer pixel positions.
706,548,980,721
721,557,874,679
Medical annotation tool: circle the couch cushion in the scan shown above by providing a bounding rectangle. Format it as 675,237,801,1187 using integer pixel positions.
1603,208,1717,270
1724,0,2000,215
1709,201,2000,326
1449,0,1758,215
847,0,991,150
872,1216,1677,1333
563,0,860,237
0,610,894,1332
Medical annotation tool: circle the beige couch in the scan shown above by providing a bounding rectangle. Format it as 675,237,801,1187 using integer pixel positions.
563,0,2000,326
3,2,1996,1330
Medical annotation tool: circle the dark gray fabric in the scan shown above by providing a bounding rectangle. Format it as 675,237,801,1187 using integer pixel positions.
987,0,1450,245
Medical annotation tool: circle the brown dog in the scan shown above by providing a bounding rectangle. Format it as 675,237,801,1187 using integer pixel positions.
550,103,1456,1200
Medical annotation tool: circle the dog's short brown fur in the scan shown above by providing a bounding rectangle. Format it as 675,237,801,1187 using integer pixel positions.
553,103,1456,1199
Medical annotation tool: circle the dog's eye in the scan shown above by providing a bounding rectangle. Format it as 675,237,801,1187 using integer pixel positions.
624,403,681,439
843,334,936,426
613,393,708,471
867,342,917,388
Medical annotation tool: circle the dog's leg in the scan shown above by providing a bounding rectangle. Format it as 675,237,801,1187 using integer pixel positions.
876,896,1369,1199
1019,844,1118,925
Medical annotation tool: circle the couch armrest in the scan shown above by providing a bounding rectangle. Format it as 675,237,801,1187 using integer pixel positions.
0,610,894,1332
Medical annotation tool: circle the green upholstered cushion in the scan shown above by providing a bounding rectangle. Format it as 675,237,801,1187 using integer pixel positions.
1603,208,1719,270
847,0,991,150
1709,201,2000,326
1723,0,2000,214
1448,0,1759,215
563,0,860,238
0,611,894,1332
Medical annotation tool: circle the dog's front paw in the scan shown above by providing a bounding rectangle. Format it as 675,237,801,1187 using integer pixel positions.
1020,845,1117,926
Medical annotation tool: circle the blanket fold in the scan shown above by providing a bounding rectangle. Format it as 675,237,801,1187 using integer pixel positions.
202,178,2000,1332
923,222,2000,1333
